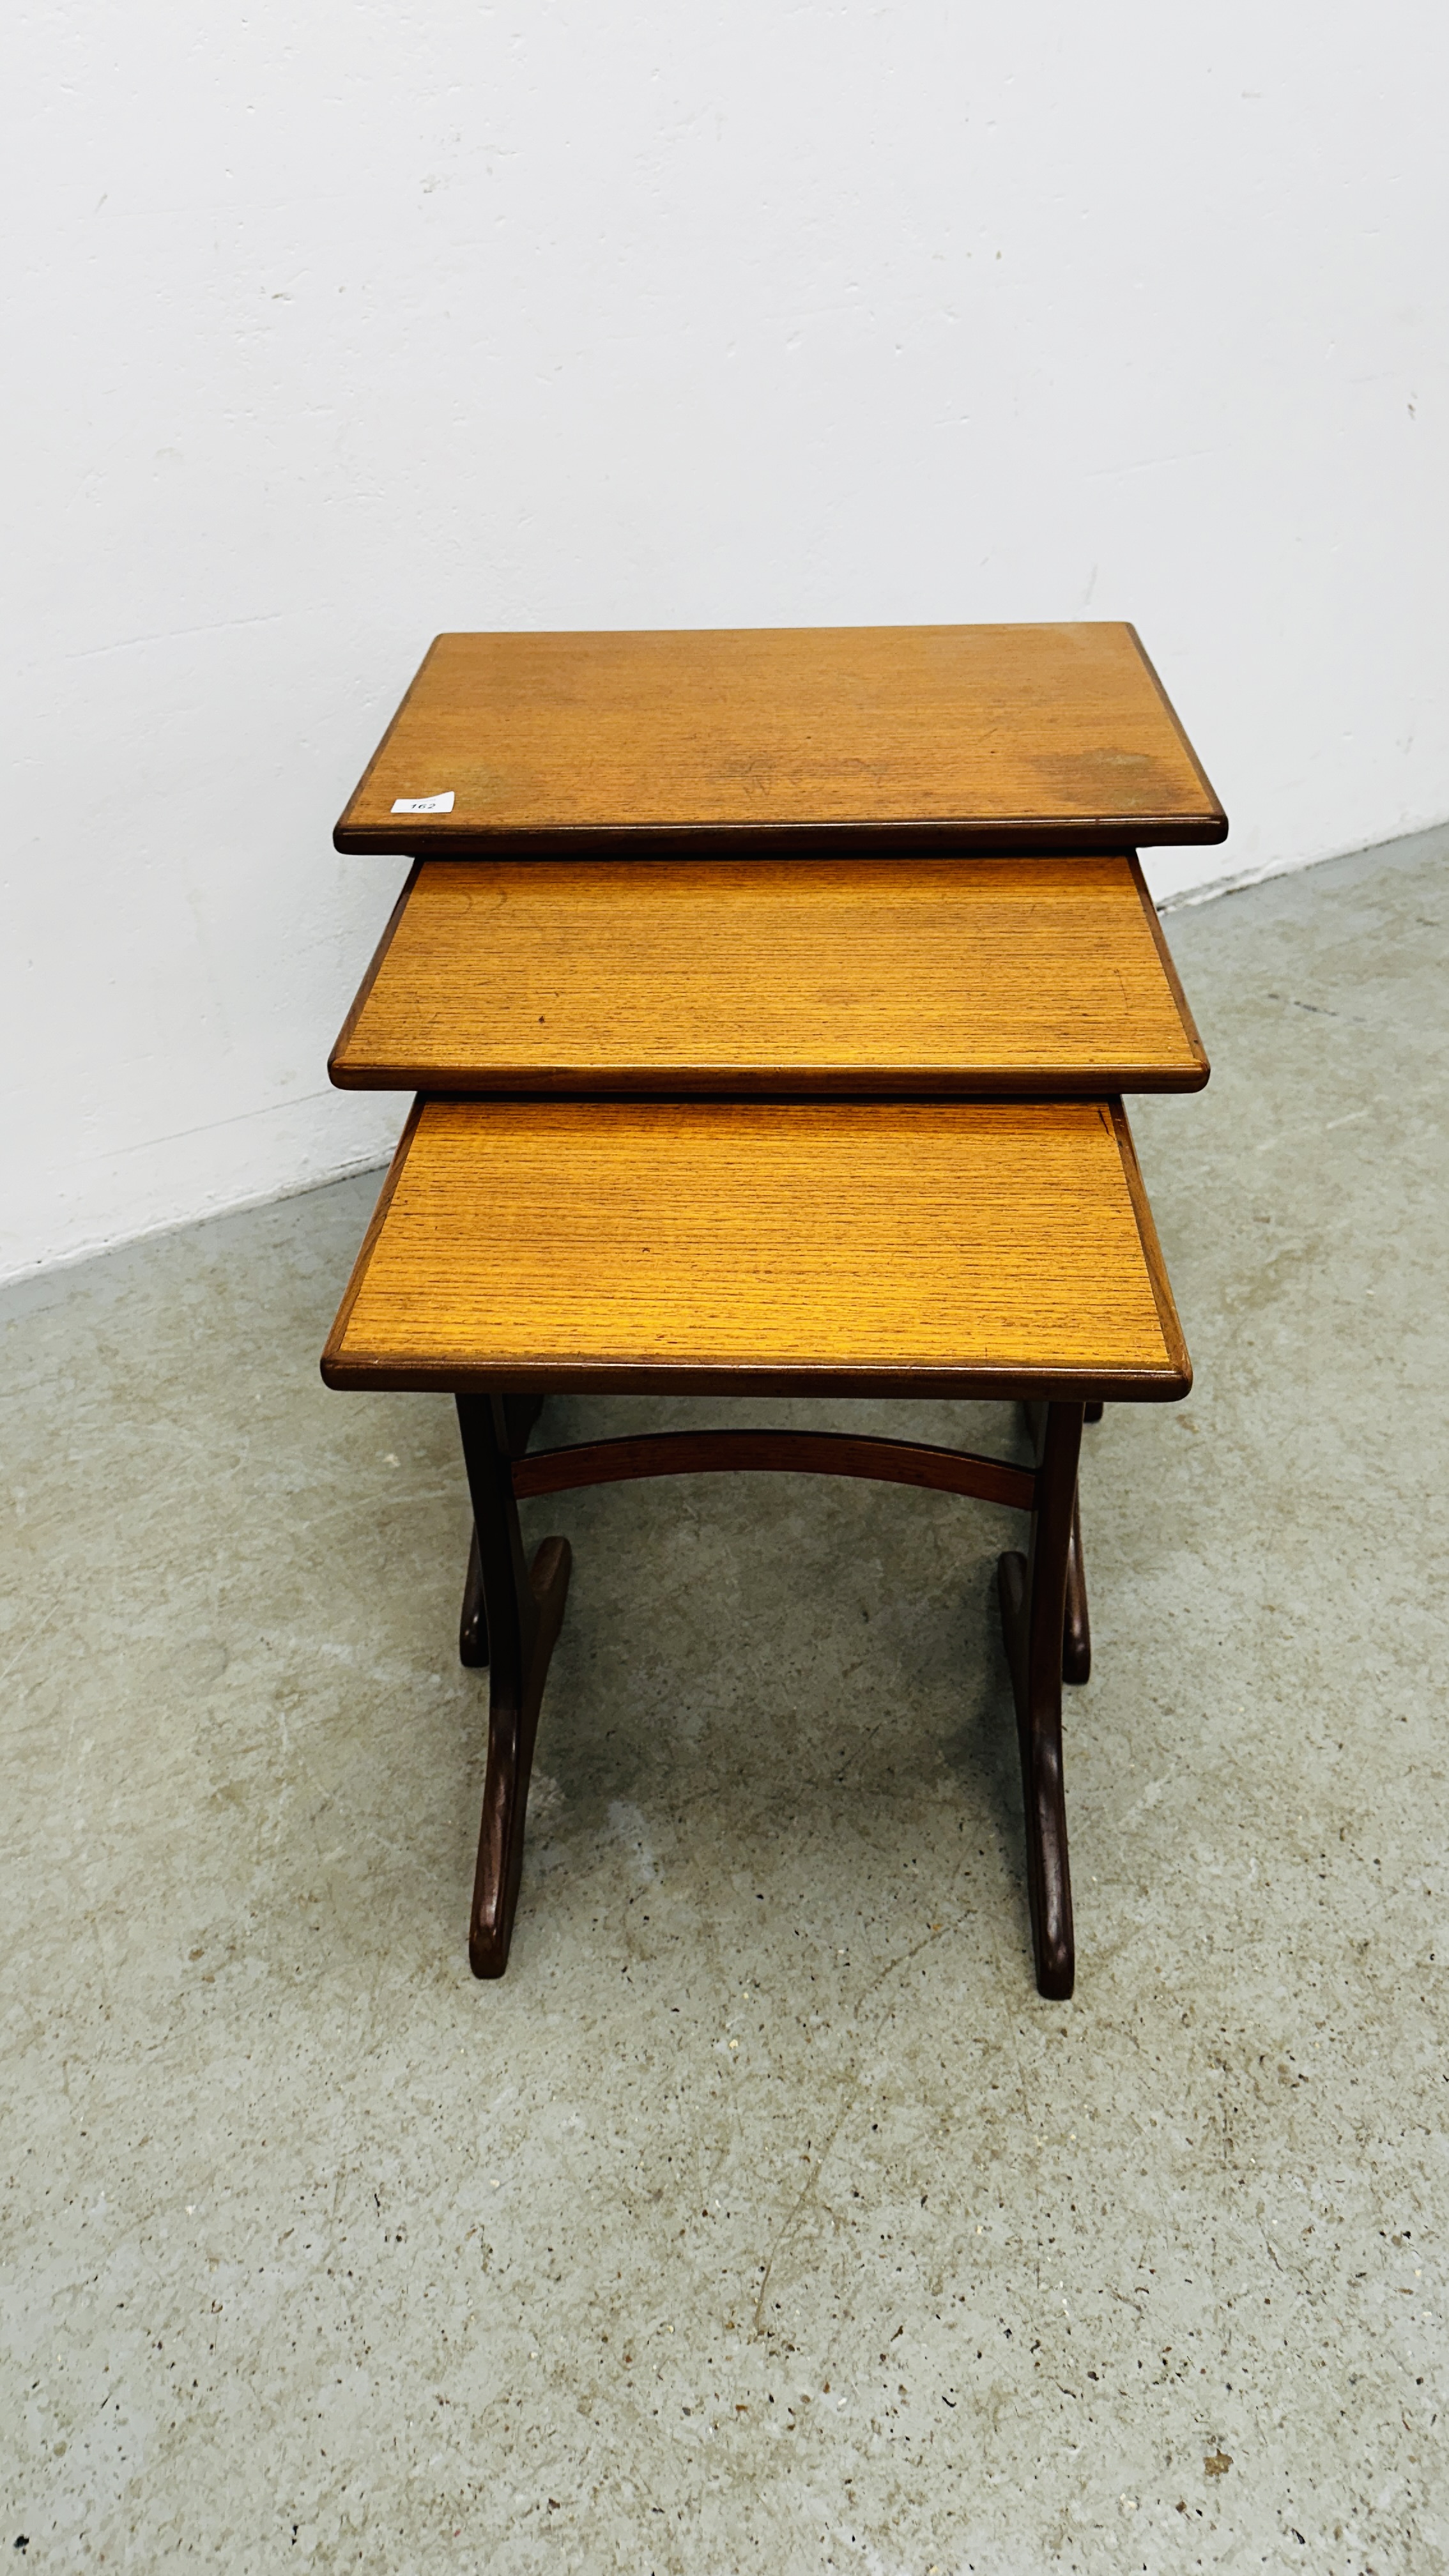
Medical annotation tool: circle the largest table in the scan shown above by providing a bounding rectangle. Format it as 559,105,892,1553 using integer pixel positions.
324,622,1223,1997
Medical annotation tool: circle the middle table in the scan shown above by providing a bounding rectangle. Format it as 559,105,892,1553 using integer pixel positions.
331,851,1206,1098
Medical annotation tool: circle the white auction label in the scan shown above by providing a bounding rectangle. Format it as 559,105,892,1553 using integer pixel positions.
390,791,456,815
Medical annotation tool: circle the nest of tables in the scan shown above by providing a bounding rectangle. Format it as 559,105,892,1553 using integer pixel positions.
322,623,1223,1998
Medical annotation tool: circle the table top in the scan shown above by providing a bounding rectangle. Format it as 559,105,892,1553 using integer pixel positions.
322,1096,1189,1400
334,625,1226,857
330,853,1208,1096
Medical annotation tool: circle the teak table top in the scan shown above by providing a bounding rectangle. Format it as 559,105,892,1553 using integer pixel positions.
330,852,1207,1097
322,1096,1189,1400
334,624,1226,857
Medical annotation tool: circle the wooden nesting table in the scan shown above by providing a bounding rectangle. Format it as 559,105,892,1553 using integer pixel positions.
324,624,1223,1997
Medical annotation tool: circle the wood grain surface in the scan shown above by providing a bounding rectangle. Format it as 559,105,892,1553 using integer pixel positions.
333,625,1227,855
330,852,1208,1095
321,1097,1190,1398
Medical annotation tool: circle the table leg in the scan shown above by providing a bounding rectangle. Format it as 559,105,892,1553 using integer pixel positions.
459,1522,488,1667
502,1395,546,1456
455,1395,571,1978
1062,1483,1091,1685
457,1397,546,1669
1023,1402,1091,1685
997,1400,1085,1999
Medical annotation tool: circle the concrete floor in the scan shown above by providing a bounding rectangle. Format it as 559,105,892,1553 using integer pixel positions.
2,829,1446,2574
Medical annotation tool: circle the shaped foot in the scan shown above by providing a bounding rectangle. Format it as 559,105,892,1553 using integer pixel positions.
468,1535,572,1978
998,1547,1074,1998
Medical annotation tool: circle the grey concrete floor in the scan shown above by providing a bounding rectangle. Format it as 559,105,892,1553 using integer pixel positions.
3,829,1447,2574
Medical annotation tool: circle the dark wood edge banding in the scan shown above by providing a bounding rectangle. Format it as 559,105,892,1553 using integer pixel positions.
1127,850,1209,1085
332,639,445,852
329,1061,1211,1100
1107,1098,1193,1395
318,1096,424,1382
328,861,421,1084
1121,627,1229,838
321,1358,1190,1400
509,1429,1036,1511
334,814,1233,859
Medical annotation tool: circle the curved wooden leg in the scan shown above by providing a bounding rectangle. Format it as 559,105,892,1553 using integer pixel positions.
459,1524,489,1667
1062,1483,1091,1685
1022,1404,1091,1687
456,1396,571,1979
457,1399,546,1671
997,1401,1084,1999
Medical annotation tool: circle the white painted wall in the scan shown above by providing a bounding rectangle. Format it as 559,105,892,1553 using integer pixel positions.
5,0,1446,1282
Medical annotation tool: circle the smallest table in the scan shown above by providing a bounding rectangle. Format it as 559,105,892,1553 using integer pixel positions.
324,1095,1190,1997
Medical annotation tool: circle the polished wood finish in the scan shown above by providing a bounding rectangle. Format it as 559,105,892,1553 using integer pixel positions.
1063,1487,1091,1687
334,625,1226,856
458,1525,488,1669
458,1395,544,1667
455,1395,571,1977
1024,1397,1092,1685
330,854,1208,1098
510,1429,1035,1512
997,1401,1085,1997
321,1096,1191,1400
